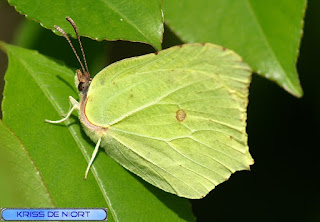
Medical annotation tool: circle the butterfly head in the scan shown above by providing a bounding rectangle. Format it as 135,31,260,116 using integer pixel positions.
76,69,92,93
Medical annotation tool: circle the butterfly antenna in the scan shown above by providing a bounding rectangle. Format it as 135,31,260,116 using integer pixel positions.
66,17,89,74
54,24,86,74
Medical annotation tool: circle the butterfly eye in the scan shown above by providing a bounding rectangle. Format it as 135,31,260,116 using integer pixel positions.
78,82,85,91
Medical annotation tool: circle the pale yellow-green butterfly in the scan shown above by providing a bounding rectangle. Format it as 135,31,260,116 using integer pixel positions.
46,17,254,199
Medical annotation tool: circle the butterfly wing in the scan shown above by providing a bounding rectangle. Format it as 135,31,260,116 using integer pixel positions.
85,43,253,199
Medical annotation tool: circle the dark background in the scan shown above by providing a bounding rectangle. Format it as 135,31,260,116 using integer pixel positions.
1,0,319,221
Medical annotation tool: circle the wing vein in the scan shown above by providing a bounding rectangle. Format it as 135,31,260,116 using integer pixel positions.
108,77,212,126
110,133,203,196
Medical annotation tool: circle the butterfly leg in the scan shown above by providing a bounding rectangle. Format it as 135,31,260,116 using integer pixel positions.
84,137,102,179
45,96,79,124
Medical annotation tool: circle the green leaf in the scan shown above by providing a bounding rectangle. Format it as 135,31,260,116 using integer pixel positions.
0,120,54,207
8,0,163,50
83,43,254,199
0,42,194,221
163,0,306,97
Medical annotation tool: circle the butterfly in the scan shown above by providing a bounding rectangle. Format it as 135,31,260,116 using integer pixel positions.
46,17,253,199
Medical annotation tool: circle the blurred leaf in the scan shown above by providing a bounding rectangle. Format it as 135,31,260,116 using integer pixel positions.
0,42,194,221
163,0,306,97
0,120,54,207
8,0,163,50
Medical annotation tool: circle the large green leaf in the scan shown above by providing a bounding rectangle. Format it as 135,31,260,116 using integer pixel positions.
8,0,163,50
163,0,306,97
0,120,54,207
0,42,194,221
82,44,254,199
